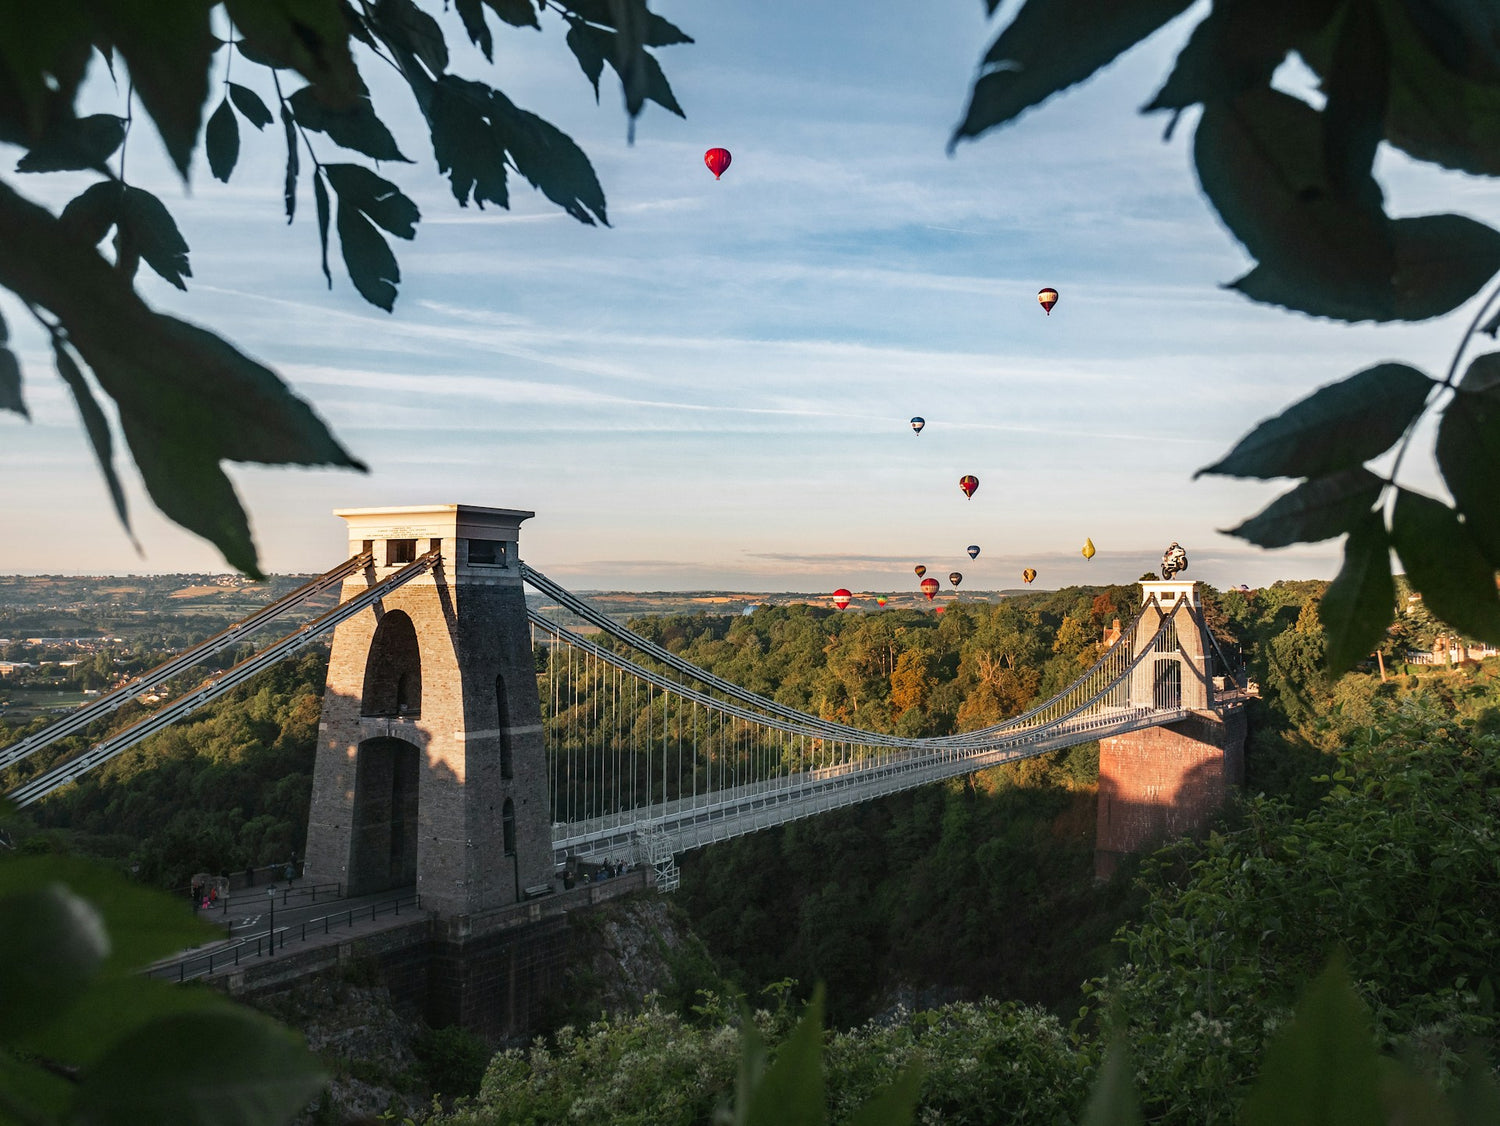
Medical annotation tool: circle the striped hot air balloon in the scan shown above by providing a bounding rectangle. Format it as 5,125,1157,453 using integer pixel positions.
966,545,980,560
1038,287,1058,315
949,572,963,588
920,576,940,600
910,416,925,434
914,565,927,578
832,588,852,610
876,596,888,607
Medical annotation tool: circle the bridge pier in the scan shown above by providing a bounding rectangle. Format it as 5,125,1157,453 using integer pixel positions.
1095,580,1247,878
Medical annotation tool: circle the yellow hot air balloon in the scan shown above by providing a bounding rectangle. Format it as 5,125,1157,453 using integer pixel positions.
1081,538,1096,560
1022,568,1037,584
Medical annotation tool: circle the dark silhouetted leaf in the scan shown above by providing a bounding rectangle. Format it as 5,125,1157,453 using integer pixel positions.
566,20,610,99
314,170,332,286
565,15,683,119
1483,308,1500,338
72,1009,326,1126
952,0,1193,145
1383,0,1500,176
15,113,126,173
228,81,273,128
371,0,448,75
334,195,400,310
0,308,25,418
0,884,109,1039
59,181,124,247
1321,509,1394,674
287,85,409,162
1401,0,1500,83
323,163,418,237
1241,957,1383,1126
490,89,609,223
1226,467,1384,547
226,0,361,106
428,76,510,207
455,0,495,58
205,96,240,182
487,0,541,28
1391,214,1500,320
1322,1,1389,202
1196,88,1394,321
52,337,129,531
99,0,217,177
118,186,191,289
1437,352,1500,564
1145,0,1339,112
1391,488,1500,644
281,102,298,222
605,0,650,121
1198,363,1433,479
0,5,93,144
564,0,692,46
1080,1038,1144,1126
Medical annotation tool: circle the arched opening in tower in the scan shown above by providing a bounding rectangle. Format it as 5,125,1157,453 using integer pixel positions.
349,736,420,893
362,610,421,717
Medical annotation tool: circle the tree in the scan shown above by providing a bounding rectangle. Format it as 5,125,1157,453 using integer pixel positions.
952,0,1500,674
0,0,689,576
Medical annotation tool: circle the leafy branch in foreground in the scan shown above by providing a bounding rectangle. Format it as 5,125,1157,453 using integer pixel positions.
0,0,690,574
953,0,1500,672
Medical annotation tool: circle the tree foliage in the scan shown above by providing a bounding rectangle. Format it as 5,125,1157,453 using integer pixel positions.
954,0,1500,674
0,0,688,575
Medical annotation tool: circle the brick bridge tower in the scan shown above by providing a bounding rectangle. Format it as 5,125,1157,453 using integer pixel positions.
303,505,552,916
1095,579,1247,878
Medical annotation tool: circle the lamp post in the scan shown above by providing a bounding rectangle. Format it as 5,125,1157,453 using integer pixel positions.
266,884,276,957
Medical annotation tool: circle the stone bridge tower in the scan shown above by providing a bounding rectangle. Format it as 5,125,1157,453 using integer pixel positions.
303,505,552,917
1095,580,1247,878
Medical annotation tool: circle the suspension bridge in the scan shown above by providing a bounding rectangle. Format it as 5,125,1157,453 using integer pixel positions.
2,504,1248,905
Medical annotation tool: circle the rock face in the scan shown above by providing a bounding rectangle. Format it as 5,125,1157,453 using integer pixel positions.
558,893,717,1022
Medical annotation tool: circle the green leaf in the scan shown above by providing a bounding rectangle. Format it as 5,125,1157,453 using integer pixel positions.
1436,353,1500,565
0,857,216,974
281,102,298,222
1383,0,1500,176
118,186,191,290
1145,0,1340,112
1196,88,1395,322
735,987,825,1126
227,82,273,129
14,113,126,173
1197,363,1433,479
1321,509,1395,675
98,0,218,178
1241,957,1383,1126
952,0,1193,145
1391,488,1500,644
205,97,240,183
1080,1038,1144,1126
287,85,409,162
225,0,362,105
845,1064,924,1126
323,163,418,237
1452,1049,1500,1126
70,1009,326,1126
1225,467,1384,547
0,1048,73,1123
370,0,448,75
52,337,130,532
0,308,25,418
1321,1,1389,202
1391,214,1500,320
59,180,123,247
334,193,401,311
314,170,332,287
0,884,110,1039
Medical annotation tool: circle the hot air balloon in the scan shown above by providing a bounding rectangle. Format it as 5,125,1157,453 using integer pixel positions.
1081,537,1096,560
920,576,940,600
1022,568,1037,584
832,588,852,610
935,605,946,614
910,416,925,434
876,596,888,607
914,565,927,578
1038,287,1058,315
966,545,980,560
959,475,979,499
949,572,963,587
704,147,731,179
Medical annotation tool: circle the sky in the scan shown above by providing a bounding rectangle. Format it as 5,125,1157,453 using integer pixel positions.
2,1,1497,592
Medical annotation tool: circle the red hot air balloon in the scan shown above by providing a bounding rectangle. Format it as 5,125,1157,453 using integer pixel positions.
832,588,852,610
704,148,732,179
1038,287,1058,315
949,572,963,587
876,596,888,607
920,576,940,600
914,565,927,578
959,475,979,499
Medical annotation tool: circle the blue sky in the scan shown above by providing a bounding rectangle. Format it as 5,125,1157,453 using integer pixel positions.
2,1,1495,591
